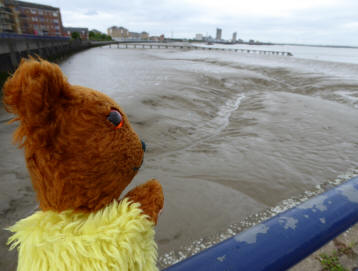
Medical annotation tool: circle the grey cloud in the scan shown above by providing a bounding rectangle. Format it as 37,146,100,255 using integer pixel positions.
31,0,358,45
84,10,98,16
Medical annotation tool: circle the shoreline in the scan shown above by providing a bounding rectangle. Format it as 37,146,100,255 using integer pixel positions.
1,107,357,270
158,169,358,269
1,47,358,271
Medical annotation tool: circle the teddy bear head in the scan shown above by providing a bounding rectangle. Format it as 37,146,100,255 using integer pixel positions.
3,58,145,212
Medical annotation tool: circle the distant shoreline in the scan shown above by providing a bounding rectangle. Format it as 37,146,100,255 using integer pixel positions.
274,43,358,49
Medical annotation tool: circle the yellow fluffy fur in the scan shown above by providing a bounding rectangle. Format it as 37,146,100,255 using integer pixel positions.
7,199,158,271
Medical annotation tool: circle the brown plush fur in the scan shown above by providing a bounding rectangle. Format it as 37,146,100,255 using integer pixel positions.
3,58,163,223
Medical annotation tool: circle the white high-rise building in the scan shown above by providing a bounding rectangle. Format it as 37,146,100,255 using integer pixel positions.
216,28,222,40
232,32,237,42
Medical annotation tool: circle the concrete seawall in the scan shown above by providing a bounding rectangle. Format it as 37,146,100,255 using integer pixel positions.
0,36,115,72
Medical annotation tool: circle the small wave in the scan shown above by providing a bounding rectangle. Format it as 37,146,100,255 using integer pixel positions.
208,94,245,131
334,90,358,108
153,93,246,159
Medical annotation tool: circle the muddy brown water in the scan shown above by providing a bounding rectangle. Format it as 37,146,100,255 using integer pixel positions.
1,46,358,269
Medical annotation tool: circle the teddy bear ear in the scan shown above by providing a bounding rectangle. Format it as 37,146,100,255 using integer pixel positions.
3,58,69,126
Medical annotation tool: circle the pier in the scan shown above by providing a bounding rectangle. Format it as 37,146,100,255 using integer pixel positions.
0,36,293,74
105,42,293,56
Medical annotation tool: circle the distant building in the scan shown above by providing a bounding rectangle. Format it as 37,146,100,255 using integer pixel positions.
195,33,203,40
0,0,63,36
232,32,237,42
204,35,214,42
0,0,20,33
149,36,159,41
141,31,149,40
216,28,222,40
63,27,88,40
108,26,150,40
149,34,164,41
107,26,128,39
128,31,140,40
14,0,63,36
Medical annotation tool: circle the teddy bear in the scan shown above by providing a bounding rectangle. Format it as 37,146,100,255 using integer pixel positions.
3,58,164,271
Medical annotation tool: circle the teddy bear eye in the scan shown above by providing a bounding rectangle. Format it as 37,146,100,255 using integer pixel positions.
107,109,124,129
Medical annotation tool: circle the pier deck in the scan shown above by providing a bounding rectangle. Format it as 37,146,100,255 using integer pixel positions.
106,42,293,56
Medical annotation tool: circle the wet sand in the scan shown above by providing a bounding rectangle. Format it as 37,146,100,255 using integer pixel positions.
0,106,36,270
1,47,358,270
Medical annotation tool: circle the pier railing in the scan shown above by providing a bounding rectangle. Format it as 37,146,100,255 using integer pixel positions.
163,176,358,271
106,42,293,56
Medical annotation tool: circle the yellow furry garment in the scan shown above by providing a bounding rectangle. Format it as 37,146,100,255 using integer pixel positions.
7,199,158,271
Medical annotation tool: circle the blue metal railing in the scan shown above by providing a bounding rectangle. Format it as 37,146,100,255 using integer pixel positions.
164,176,358,271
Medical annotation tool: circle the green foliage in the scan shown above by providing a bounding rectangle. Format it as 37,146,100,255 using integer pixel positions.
318,253,348,271
89,31,112,41
71,32,80,40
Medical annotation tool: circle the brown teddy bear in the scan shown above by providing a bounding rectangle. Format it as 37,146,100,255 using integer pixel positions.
3,58,164,271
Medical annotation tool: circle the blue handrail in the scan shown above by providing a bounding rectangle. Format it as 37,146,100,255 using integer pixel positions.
164,176,358,271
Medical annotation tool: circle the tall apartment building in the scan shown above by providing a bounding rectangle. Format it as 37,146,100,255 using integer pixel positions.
216,28,222,40
15,1,63,36
0,0,21,33
0,0,64,36
232,32,237,42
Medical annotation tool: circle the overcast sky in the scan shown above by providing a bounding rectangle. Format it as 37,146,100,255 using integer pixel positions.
26,0,358,46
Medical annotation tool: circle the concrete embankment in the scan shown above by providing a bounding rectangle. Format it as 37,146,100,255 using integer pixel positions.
0,35,115,79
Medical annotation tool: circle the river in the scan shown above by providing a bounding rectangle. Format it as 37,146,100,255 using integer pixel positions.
1,44,358,269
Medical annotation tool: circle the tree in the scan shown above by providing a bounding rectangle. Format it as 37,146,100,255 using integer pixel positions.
89,31,95,39
71,32,80,40
88,31,113,41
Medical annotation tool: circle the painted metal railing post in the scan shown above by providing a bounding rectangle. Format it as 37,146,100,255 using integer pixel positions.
164,176,358,271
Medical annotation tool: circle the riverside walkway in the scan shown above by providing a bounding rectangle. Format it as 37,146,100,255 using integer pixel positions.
106,42,293,56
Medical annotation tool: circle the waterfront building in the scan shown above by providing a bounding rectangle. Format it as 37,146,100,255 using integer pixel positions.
141,31,149,40
232,32,237,42
13,0,63,36
216,28,222,40
63,27,88,40
149,36,159,41
149,34,164,41
107,26,128,39
0,0,21,33
128,31,140,40
107,26,150,41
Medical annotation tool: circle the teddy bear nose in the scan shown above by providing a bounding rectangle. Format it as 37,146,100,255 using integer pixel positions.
141,140,146,152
